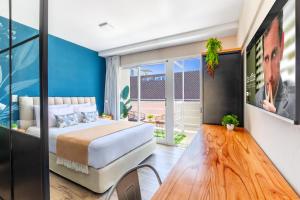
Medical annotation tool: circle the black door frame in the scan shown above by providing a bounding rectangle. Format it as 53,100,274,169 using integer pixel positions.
2,0,49,199
39,0,49,199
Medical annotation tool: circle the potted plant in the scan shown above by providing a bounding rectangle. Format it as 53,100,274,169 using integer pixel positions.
221,114,239,131
205,38,222,78
101,113,113,120
147,114,154,122
120,85,132,119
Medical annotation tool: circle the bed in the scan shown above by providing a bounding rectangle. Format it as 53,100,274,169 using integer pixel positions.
19,96,156,193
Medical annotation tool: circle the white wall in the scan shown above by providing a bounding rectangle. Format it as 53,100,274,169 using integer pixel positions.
121,36,237,66
238,0,300,193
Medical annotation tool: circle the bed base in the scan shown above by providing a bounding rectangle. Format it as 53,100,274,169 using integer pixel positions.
49,139,156,193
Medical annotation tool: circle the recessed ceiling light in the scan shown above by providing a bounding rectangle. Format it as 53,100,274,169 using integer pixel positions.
98,22,114,30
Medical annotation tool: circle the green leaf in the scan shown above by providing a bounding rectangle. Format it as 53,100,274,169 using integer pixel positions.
125,99,131,105
120,85,130,100
205,38,222,75
221,114,239,126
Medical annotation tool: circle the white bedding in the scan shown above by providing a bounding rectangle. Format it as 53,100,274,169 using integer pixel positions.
26,119,154,169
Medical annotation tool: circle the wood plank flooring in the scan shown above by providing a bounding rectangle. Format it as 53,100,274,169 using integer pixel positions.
152,125,299,200
50,144,184,200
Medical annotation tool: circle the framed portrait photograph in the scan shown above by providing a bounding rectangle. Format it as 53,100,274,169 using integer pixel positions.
246,0,299,123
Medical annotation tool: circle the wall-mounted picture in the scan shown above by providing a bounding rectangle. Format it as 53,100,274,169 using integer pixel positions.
246,0,296,121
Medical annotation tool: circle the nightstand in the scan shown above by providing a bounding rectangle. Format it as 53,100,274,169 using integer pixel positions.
99,115,113,120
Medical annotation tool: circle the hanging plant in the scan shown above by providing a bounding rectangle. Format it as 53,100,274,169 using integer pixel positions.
205,38,222,78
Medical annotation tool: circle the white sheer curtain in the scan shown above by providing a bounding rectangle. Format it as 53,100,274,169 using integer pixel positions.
104,56,120,120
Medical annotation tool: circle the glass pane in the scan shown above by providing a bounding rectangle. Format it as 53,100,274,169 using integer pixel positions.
11,38,40,135
173,61,185,145
173,58,201,147
120,68,138,121
140,63,166,143
0,2,11,199
183,58,201,145
12,0,39,45
0,51,10,128
0,0,10,51
184,58,200,100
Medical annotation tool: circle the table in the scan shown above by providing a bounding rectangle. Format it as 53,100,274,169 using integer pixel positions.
152,124,299,200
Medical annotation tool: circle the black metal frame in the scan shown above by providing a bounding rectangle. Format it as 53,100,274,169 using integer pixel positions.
0,0,49,199
105,164,162,200
245,0,299,124
8,0,13,199
39,0,49,198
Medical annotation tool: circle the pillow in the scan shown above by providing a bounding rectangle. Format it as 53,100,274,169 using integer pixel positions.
81,111,98,123
34,104,71,127
77,104,97,113
55,113,79,128
74,104,98,122
49,106,74,127
70,103,91,122
70,103,91,112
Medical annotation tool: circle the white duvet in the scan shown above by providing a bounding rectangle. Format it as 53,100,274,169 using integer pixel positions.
26,119,154,169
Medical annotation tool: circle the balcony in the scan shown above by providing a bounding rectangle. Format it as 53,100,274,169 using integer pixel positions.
128,100,201,146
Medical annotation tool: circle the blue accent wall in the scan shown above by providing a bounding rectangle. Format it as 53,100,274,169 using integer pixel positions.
48,35,106,112
0,16,106,124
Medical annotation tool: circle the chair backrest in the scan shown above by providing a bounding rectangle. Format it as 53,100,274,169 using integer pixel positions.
106,164,162,200
115,170,141,200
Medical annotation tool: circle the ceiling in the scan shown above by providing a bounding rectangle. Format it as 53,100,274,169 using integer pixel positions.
1,0,244,55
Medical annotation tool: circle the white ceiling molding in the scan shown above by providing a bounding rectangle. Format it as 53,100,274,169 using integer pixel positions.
99,21,238,57
4,0,244,52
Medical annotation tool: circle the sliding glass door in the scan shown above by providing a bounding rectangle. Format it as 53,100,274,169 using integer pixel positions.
173,60,185,145
119,57,201,146
120,63,168,144
140,63,167,143
172,58,201,146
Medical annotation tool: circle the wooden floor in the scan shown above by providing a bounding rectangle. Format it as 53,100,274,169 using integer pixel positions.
50,144,185,200
152,125,299,200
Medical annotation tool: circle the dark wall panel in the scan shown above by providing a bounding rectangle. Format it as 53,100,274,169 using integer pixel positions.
0,128,11,200
203,51,244,126
12,131,42,200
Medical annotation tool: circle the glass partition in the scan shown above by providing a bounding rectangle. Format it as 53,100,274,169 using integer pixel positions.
0,0,48,199
11,38,40,134
11,0,40,45
0,1,11,195
0,0,9,51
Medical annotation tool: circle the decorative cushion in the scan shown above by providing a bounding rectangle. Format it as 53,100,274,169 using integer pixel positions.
49,105,74,127
81,111,98,123
72,104,98,122
55,113,79,128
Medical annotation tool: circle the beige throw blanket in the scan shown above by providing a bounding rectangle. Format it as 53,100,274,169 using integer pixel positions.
56,121,144,173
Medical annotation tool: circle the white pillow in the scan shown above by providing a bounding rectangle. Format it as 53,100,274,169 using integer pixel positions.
34,104,73,127
74,104,98,122
70,103,91,113
34,104,65,127
49,106,74,127
76,104,97,113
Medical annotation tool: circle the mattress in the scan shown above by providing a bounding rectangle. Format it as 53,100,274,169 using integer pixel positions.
26,119,154,169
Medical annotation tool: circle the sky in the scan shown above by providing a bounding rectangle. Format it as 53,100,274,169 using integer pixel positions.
134,58,201,76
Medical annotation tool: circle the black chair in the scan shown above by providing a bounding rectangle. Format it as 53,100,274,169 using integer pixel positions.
105,164,162,200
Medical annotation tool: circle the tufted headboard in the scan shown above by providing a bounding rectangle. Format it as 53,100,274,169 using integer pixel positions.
19,96,96,130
